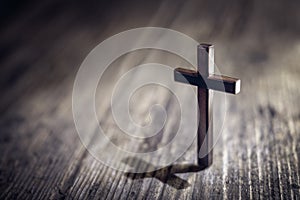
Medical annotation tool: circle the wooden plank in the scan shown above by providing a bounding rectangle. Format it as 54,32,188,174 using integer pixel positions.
0,0,300,199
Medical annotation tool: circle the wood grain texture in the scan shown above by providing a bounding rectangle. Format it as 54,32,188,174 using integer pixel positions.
0,0,300,199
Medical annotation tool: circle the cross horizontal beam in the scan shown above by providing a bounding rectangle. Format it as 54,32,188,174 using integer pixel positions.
174,68,241,94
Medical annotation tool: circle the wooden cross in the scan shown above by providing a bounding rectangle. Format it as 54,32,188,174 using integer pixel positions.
174,44,241,169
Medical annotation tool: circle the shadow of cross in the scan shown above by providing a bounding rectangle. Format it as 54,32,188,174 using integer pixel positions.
174,44,241,169
122,157,204,190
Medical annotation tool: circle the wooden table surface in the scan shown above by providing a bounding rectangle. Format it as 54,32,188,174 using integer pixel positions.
0,0,299,199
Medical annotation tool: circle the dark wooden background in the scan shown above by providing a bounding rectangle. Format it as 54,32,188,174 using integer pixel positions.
0,0,300,199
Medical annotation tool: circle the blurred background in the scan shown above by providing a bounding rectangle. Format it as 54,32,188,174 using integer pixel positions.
0,0,299,199
1,0,300,113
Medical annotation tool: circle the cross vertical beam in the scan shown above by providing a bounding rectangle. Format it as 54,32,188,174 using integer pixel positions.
197,44,214,168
